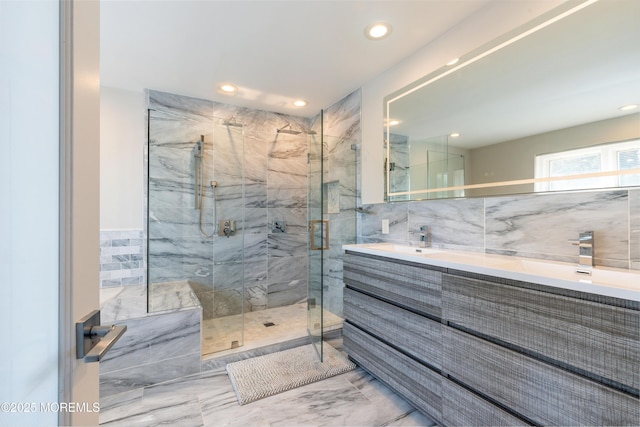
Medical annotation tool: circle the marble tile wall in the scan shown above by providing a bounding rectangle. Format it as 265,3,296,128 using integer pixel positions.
358,188,639,270
100,229,145,287
146,90,310,316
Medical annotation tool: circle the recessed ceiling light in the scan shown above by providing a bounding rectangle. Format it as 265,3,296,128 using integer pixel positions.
365,22,392,40
218,83,238,94
619,104,638,111
449,132,460,138
293,99,308,107
446,58,460,66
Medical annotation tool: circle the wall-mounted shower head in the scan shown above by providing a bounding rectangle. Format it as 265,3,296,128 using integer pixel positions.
223,116,243,127
194,135,204,158
276,123,302,135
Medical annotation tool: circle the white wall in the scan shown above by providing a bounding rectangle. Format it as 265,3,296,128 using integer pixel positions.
360,0,565,204
100,86,145,230
0,1,60,425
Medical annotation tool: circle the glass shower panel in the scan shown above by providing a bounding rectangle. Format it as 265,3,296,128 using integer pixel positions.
307,115,324,359
147,108,211,313
308,113,358,361
322,134,357,326
202,117,245,356
147,110,244,356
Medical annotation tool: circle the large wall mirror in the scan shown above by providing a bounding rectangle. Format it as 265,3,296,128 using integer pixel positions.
385,0,639,201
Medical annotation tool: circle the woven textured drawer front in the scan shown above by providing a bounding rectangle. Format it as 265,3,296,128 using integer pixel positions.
343,323,442,421
344,288,442,369
444,327,640,426
344,253,441,317
443,273,639,393
441,379,529,427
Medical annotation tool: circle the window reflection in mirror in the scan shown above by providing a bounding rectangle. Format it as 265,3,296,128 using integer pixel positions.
535,139,640,192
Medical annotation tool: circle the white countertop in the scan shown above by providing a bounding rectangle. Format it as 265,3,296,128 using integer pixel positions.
343,243,640,302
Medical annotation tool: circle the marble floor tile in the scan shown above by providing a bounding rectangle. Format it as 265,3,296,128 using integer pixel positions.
100,207,430,424
100,397,203,427
100,344,439,427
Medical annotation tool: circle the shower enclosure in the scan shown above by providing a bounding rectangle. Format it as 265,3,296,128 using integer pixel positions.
146,95,357,360
147,108,245,355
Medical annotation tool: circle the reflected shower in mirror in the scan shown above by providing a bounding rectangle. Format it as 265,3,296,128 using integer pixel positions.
385,0,640,201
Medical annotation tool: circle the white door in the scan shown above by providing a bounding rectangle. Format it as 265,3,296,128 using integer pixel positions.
0,1,101,426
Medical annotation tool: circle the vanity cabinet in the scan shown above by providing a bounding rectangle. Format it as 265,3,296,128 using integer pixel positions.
342,252,442,316
343,251,640,426
443,272,639,395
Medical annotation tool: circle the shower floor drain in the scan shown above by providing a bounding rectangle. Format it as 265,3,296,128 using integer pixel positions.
263,322,276,327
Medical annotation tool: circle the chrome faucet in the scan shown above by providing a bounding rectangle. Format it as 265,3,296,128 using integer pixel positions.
569,231,594,267
419,225,428,248
219,220,236,238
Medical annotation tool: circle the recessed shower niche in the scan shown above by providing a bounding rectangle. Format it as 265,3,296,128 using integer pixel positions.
324,181,340,214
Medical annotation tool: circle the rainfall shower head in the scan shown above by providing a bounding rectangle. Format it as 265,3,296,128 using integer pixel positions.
276,123,302,135
223,116,243,127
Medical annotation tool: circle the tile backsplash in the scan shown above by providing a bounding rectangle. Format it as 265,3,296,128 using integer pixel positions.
100,229,146,287
358,188,639,270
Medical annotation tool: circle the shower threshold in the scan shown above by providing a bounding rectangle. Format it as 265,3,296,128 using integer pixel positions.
201,302,343,360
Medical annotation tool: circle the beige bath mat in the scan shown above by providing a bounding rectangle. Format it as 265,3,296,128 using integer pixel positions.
226,343,356,405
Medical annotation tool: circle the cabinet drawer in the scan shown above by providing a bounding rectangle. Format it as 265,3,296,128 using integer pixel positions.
443,273,639,393
344,288,442,369
444,327,640,426
441,380,529,427
343,322,442,422
344,253,441,317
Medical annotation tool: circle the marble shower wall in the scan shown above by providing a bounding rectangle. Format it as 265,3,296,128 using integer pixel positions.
147,89,310,315
358,188,639,270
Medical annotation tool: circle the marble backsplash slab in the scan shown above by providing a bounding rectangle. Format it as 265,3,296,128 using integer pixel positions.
358,188,639,270
485,190,629,267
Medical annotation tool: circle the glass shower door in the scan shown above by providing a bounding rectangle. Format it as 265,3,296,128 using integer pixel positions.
307,112,324,359
147,109,244,356
147,108,213,315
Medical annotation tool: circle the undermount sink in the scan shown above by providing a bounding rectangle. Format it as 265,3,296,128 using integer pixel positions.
504,258,639,290
343,243,640,301
376,244,444,255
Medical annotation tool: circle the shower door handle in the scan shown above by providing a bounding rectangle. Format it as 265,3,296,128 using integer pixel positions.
76,310,127,363
310,219,329,250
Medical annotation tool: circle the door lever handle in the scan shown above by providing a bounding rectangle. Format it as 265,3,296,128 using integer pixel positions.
76,310,127,363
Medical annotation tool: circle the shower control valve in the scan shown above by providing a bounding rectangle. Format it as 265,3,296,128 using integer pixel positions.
219,220,236,238
272,220,286,233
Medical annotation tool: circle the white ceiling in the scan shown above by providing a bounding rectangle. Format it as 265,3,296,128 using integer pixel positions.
100,0,491,117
